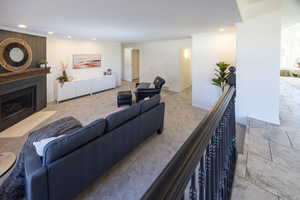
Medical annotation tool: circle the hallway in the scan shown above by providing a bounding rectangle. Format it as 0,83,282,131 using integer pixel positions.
232,77,300,200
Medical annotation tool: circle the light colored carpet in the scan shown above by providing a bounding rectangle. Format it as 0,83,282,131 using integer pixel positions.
0,111,57,138
0,82,245,199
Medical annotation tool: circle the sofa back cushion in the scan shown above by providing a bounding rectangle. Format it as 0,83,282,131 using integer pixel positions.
43,119,106,165
105,103,140,132
139,95,161,113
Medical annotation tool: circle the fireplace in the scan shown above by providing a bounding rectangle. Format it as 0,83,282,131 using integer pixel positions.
0,86,37,131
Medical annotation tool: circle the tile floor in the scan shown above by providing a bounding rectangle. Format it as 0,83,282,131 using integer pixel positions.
232,77,300,200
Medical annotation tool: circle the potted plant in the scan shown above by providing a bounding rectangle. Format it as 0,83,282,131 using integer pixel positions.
212,62,231,92
38,60,48,68
107,68,112,75
57,61,69,85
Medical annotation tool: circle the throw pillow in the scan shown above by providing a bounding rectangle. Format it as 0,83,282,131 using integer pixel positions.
149,83,155,88
33,135,65,156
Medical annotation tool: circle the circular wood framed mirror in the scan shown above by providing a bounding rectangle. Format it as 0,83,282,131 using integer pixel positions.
0,38,32,72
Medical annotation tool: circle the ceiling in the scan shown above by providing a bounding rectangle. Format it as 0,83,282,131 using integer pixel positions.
0,0,241,42
237,0,281,21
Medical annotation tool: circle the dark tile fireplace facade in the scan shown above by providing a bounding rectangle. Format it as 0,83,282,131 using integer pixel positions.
0,76,47,132
0,30,48,132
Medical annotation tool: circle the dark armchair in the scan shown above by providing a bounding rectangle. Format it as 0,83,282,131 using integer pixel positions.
135,76,166,102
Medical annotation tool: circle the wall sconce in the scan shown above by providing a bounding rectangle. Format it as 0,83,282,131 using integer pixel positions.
184,49,191,59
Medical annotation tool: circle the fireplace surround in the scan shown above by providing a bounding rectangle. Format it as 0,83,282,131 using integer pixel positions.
0,30,48,132
1,86,36,129
0,75,47,132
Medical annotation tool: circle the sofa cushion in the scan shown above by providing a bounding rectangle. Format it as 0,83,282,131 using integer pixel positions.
139,94,161,113
43,119,106,165
105,103,140,131
136,82,151,89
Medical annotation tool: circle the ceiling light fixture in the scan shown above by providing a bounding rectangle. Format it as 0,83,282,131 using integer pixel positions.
18,24,27,29
48,31,54,35
67,36,72,39
219,28,225,32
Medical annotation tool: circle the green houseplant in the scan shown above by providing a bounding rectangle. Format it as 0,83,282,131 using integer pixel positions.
212,62,231,91
57,61,69,84
38,59,48,68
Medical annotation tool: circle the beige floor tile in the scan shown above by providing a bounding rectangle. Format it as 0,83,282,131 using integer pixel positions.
232,176,278,200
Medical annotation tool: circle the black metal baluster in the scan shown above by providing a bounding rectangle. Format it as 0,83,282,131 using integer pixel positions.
219,121,225,200
198,156,205,200
215,127,221,200
224,113,229,200
211,135,217,200
229,98,236,193
225,110,232,199
205,144,212,200
190,172,197,200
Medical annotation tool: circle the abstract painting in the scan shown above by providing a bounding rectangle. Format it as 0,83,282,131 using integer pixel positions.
73,54,101,69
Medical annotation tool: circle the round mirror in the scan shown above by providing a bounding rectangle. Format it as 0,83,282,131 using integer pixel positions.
0,38,32,72
9,47,25,62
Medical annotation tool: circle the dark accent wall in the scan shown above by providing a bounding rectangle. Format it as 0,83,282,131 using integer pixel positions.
0,30,46,73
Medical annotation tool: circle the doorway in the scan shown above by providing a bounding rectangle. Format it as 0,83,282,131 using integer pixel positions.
123,48,140,83
132,49,140,82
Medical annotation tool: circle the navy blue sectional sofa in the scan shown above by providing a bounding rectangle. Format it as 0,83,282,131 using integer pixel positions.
25,95,165,200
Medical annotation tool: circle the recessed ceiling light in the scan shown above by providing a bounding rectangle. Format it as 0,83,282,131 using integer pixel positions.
48,31,54,35
18,24,27,29
219,28,225,32
92,38,96,41
67,36,72,39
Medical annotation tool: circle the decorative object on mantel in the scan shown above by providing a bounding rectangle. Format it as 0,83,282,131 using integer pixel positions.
73,54,101,69
0,38,32,72
56,61,69,85
212,61,231,92
38,59,48,68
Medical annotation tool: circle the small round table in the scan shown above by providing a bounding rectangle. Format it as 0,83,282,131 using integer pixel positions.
0,152,16,177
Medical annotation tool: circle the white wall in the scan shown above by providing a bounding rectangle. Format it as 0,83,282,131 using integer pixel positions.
124,39,192,92
236,10,281,124
192,32,236,109
123,48,132,81
281,24,300,68
282,0,300,28
46,37,122,102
